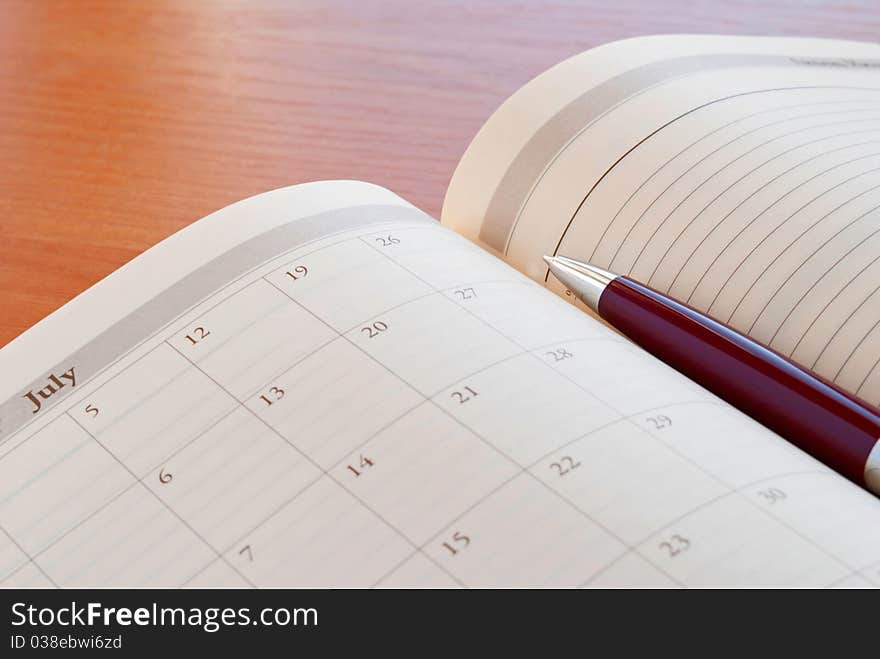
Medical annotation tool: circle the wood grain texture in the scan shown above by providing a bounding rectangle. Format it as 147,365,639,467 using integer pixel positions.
1,0,879,348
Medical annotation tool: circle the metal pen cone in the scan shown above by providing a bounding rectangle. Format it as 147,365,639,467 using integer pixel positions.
543,256,618,312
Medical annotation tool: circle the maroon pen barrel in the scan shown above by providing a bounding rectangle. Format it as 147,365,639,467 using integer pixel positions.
598,277,880,489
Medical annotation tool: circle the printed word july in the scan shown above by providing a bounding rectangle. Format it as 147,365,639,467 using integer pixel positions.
23,367,76,414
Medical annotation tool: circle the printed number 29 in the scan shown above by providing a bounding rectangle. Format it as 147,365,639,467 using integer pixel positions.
658,534,690,557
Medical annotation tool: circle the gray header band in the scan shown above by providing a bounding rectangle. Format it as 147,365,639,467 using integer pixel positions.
480,53,880,252
0,203,430,445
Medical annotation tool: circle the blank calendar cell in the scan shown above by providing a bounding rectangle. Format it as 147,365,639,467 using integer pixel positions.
265,238,431,332
226,476,411,587
72,343,236,477
365,226,520,289
377,553,460,588
347,294,520,396
38,484,215,587
831,574,874,588
147,407,321,550
744,471,880,569
0,529,29,580
541,339,707,415
633,402,820,487
861,561,880,586
1,561,54,588
585,552,678,588
639,495,848,587
247,338,422,469
184,558,250,588
532,421,726,545
434,354,619,465
333,402,517,545
448,281,609,349
170,279,335,399
0,415,133,555
425,474,623,587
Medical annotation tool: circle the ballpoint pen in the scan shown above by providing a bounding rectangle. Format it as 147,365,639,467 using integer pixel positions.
544,254,880,496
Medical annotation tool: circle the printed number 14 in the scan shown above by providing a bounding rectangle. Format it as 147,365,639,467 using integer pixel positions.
347,455,374,477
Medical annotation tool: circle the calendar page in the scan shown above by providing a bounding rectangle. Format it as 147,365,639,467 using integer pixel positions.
1,180,879,588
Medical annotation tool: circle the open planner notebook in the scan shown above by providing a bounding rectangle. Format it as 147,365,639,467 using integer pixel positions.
2,35,880,588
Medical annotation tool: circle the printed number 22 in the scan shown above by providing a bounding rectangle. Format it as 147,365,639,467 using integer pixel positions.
658,534,690,557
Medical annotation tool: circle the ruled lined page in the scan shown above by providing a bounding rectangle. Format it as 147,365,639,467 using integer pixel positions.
1,181,879,588
443,35,880,406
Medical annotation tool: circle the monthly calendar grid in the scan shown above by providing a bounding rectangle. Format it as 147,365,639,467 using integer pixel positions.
171,225,663,586
1,220,878,588
3,256,636,587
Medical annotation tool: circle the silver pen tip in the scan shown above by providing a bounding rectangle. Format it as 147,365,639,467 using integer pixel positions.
542,255,618,313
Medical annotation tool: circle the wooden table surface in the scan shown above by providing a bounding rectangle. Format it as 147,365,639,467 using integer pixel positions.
1,0,879,348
